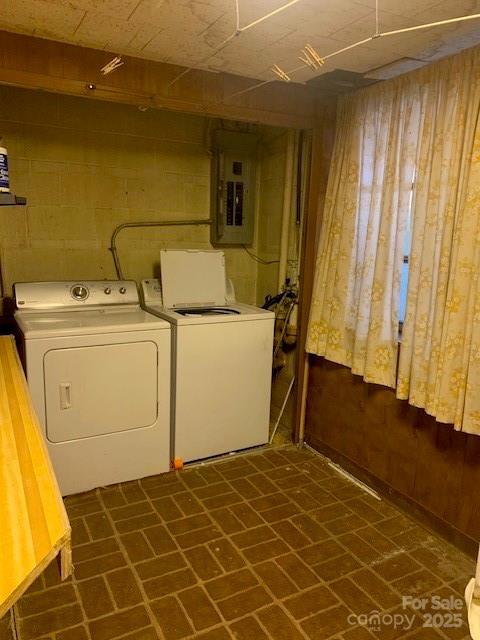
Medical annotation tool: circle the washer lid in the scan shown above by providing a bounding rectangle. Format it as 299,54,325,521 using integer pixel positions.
160,250,227,308
15,307,170,338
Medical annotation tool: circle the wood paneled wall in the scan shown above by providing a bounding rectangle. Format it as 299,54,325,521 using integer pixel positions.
305,356,480,553
0,31,319,129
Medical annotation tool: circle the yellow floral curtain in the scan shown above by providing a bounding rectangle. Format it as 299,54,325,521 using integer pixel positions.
306,78,419,387
307,44,480,434
397,47,480,434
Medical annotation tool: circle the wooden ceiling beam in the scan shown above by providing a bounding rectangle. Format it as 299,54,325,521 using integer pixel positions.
0,31,320,129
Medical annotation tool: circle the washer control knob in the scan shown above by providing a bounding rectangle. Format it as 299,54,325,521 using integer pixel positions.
104,287,111,295
119,287,127,294
71,284,88,301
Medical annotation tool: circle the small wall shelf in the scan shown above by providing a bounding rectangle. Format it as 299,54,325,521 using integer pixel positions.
0,193,27,206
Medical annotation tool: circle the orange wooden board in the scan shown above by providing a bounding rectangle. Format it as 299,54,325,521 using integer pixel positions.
0,335,71,618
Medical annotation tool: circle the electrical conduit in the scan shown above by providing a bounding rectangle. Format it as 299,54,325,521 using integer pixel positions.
277,130,296,291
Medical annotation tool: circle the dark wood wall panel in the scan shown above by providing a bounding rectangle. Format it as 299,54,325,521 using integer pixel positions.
0,30,320,129
305,355,480,550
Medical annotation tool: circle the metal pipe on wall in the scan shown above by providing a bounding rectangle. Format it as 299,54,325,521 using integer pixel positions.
296,131,312,286
277,130,296,291
109,219,212,280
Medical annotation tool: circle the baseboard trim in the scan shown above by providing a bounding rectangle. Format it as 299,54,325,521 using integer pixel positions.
306,434,477,559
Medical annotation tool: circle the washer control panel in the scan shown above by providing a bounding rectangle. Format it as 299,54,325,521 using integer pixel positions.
14,281,139,310
141,279,163,306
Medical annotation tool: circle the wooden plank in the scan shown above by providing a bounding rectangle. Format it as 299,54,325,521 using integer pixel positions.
0,31,318,129
0,336,71,618
294,99,337,441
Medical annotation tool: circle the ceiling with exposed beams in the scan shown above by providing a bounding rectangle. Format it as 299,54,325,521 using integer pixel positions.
2,0,480,85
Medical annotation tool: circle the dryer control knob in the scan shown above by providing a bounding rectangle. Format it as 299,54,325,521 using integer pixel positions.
71,284,89,300
119,287,126,294
104,287,111,294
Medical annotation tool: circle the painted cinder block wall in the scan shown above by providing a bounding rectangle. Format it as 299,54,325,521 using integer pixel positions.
0,85,290,310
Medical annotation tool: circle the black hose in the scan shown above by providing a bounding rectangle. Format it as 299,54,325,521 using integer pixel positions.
262,290,296,310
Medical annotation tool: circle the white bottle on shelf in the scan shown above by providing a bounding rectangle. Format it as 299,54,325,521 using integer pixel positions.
0,143,10,193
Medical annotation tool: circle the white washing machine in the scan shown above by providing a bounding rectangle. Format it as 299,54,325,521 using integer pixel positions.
14,280,171,496
141,249,274,464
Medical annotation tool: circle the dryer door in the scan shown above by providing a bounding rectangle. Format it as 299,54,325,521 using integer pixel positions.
44,341,158,443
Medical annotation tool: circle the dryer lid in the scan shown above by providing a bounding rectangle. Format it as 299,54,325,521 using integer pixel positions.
160,250,227,308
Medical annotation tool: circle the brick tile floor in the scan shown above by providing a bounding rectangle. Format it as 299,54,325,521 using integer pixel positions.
10,446,475,640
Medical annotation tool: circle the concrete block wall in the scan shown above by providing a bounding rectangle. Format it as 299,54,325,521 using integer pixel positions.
0,85,289,309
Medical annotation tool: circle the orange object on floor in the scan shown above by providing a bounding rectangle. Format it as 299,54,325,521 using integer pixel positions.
172,457,184,470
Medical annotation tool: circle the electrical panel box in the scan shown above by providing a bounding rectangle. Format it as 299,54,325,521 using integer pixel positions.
211,130,257,246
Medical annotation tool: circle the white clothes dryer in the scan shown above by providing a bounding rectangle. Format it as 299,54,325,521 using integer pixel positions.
14,280,171,495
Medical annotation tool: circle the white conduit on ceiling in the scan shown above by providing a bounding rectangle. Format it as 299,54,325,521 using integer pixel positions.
239,0,303,32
